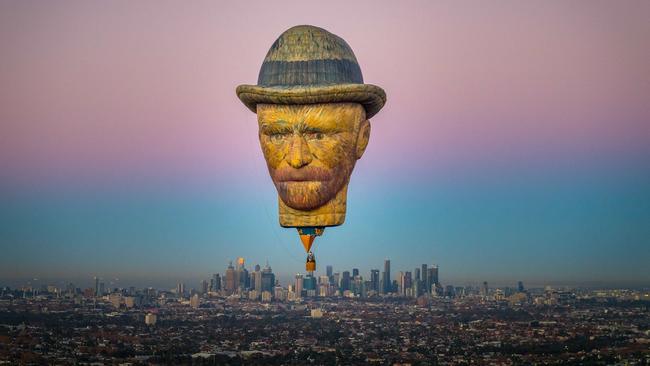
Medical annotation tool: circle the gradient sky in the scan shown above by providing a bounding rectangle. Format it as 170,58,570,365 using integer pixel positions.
1,0,649,289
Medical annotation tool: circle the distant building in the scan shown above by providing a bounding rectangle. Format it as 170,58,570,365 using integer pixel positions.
421,264,428,293
370,269,380,293
340,271,351,292
190,293,200,308
225,262,236,294
295,274,303,298
383,259,391,294
311,308,323,318
145,313,157,325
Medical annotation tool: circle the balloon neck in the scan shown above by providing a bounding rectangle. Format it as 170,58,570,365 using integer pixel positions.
297,227,324,253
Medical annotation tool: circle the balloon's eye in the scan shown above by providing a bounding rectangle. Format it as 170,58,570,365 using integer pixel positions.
305,132,324,140
270,133,287,142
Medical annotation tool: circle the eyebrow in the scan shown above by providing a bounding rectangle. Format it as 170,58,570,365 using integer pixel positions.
260,123,293,134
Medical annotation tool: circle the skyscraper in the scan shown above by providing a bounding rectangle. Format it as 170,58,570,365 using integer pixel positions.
382,259,391,294
94,276,99,297
261,263,275,292
225,261,236,294
295,274,304,298
340,271,351,292
212,273,221,292
421,264,428,293
352,268,359,277
326,265,333,278
370,269,380,292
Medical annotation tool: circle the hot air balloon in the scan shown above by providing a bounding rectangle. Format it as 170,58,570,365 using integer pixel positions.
236,25,386,273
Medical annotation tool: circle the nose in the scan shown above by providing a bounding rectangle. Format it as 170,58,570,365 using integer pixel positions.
287,133,313,168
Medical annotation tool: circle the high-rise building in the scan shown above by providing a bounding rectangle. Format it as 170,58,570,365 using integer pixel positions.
340,271,351,292
201,280,208,294
399,271,412,296
421,264,428,293
98,282,105,296
261,263,275,292
414,268,421,282
304,274,316,292
370,269,380,292
211,273,221,292
482,281,489,297
326,265,333,278
94,276,99,297
176,282,185,297
428,265,439,287
382,260,391,294
517,281,525,293
295,274,304,298
225,262,237,294
352,268,359,277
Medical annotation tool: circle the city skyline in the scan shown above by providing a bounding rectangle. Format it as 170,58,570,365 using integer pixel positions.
1,1,649,286
4,256,648,291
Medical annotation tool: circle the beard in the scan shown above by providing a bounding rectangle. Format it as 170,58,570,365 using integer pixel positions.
271,165,352,210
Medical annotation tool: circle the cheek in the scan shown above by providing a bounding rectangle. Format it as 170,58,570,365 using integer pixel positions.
311,135,356,167
259,138,286,168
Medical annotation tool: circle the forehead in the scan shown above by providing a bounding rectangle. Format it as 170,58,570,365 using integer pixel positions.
257,103,365,126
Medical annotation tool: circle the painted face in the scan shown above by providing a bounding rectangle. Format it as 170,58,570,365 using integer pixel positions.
257,103,370,211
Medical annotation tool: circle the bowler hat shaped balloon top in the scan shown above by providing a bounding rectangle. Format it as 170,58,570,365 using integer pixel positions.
236,25,386,119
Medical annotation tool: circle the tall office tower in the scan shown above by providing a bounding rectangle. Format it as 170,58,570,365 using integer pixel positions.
295,274,304,298
212,273,221,292
414,268,421,282
517,281,525,293
237,267,249,290
353,276,364,296
352,268,359,277
370,269,380,292
201,280,208,294
303,274,316,291
225,261,236,294
99,282,105,296
482,281,489,297
383,259,391,294
94,276,99,297
340,271,351,292
326,265,333,278
428,265,439,287
399,271,412,296
253,266,262,292
319,275,330,284
421,264,428,293
398,272,405,295
176,282,185,297
255,264,261,272
261,263,275,292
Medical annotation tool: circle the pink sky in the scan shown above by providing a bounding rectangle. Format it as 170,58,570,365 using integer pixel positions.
1,0,649,187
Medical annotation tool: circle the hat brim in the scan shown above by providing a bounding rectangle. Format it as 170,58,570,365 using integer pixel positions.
236,83,386,119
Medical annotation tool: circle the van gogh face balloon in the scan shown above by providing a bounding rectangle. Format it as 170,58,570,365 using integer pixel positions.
236,25,386,272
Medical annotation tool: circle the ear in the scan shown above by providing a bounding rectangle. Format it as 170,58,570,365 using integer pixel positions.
356,119,371,159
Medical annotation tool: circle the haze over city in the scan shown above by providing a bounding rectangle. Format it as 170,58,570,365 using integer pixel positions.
1,0,649,289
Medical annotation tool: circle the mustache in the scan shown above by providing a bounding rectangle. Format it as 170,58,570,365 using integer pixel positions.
273,167,333,182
